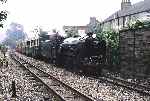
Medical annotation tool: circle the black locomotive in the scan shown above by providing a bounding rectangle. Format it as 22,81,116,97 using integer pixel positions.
16,32,106,74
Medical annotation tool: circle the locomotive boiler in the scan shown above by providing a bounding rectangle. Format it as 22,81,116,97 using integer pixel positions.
58,33,106,73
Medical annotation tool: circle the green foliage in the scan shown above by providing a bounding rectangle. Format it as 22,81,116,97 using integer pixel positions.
126,20,150,30
96,20,150,68
0,11,7,22
97,31,119,48
96,31,119,67
134,20,144,29
0,0,7,27
0,44,7,52
0,44,8,58
0,0,7,3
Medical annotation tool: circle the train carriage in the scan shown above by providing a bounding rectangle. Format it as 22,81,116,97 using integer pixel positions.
25,40,32,56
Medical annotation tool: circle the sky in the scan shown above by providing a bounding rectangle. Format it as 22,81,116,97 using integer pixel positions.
0,0,143,39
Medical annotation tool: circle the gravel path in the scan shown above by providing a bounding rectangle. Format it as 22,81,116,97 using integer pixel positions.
16,52,150,101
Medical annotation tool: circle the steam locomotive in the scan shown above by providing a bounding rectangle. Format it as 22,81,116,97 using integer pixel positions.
16,32,106,74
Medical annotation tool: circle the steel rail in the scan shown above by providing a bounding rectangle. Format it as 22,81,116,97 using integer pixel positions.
11,53,97,101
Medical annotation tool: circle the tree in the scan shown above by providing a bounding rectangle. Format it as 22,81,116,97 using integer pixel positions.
0,0,7,2
0,0,7,27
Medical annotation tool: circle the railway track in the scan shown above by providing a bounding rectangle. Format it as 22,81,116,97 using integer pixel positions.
97,75,150,96
10,53,96,101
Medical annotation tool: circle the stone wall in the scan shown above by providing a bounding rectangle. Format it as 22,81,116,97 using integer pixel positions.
120,28,150,75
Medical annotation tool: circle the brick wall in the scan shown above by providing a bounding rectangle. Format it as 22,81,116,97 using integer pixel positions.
120,28,150,75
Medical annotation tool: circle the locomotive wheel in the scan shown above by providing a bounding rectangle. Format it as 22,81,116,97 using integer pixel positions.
75,53,102,75
75,53,84,70
52,58,56,64
72,56,79,72
65,56,73,69
60,55,77,72
56,54,64,66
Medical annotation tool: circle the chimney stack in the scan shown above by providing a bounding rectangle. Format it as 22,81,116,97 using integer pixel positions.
121,0,131,10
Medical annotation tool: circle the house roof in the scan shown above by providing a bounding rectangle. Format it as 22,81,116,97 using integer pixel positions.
103,0,150,23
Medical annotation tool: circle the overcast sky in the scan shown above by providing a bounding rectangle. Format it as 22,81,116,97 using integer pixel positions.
0,0,143,38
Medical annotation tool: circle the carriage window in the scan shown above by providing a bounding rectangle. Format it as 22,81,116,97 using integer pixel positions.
37,39,39,46
34,40,36,45
27,41,30,46
31,40,34,46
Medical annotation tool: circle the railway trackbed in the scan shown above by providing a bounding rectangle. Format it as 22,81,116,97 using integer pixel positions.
10,53,96,101
97,75,150,96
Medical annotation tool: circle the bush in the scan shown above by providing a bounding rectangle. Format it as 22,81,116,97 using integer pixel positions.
96,31,119,68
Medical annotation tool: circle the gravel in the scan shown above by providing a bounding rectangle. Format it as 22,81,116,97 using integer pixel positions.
0,52,54,100
103,71,150,87
16,52,150,101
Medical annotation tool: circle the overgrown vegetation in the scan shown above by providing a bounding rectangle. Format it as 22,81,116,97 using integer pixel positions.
126,20,150,30
96,31,119,68
96,20,150,68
